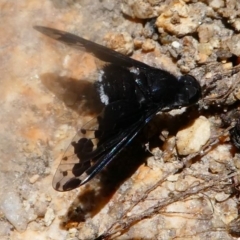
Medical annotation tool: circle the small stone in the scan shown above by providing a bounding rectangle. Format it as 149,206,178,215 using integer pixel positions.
156,1,206,36
176,116,211,155
208,145,232,164
78,223,98,240
208,0,224,9
198,24,215,43
205,72,213,79
232,18,240,32
44,207,55,227
198,43,213,63
165,181,175,192
68,227,78,238
198,43,213,56
225,34,240,56
104,32,134,55
172,41,181,48
175,179,189,192
222,62,233,70
34,200,48,217
133,38,143,49
215,199,238,224
0,192,28,232
167,174,179,182
121,0,160,19
141,39,155,52
29,174,39,184
209,160,225,173
215,192,230,202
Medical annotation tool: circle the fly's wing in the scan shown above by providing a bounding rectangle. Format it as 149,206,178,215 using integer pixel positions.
34,26,151,69
53,103,160,192
53,115,147,192
35,26,161,191
52,118,98,191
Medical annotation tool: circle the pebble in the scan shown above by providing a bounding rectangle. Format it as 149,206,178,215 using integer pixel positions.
215,192,230,202
174,179,189,192
44,207,55,227
232,18,240,31
121,0,160,19
29,174,40,184
156,1,206,36
141,39,156,52
104,32,134,55
225,34,240,56
176,116,211,155
172,41,181,49
0,191,28,232
208,0,224,9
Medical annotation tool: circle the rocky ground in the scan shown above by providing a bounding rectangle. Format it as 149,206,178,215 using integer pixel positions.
1,0,240,239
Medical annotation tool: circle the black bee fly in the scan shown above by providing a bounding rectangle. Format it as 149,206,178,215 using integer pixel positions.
34,26,201,191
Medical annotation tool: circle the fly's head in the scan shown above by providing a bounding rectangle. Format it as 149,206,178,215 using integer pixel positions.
175,75,202,107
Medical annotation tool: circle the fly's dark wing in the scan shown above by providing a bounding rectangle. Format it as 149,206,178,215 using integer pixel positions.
34,26,154,191
53,113,151,191
34,26,150,70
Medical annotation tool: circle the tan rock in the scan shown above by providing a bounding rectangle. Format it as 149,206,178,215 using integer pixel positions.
176,116,211,155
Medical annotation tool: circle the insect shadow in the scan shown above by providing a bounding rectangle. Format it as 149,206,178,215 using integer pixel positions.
67,139,151,223
40,73,103,115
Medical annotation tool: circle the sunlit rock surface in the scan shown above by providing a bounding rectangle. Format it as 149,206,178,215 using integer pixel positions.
1,1,240,240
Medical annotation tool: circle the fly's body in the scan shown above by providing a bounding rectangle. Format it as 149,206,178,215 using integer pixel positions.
34,26,201,191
